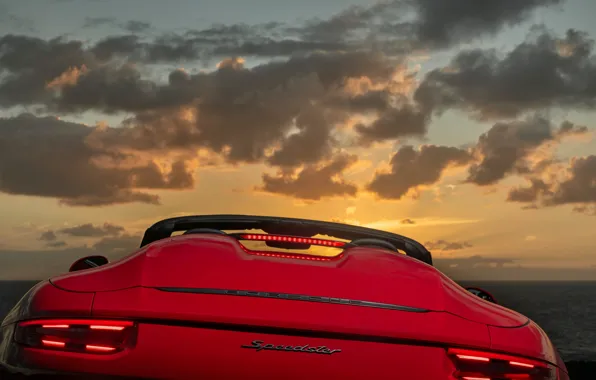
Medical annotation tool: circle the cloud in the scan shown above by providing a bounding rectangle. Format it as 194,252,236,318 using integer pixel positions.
546,155,596,206
436,254,516,268
82,17,152,33
405,0,563,49
38,230,67,248
0,1,584,209
367,145,473,200
39,231,57,242
0,47,407,205
0,114,196,206
58,222,125,237
425,239,473,251
61,51,402,164
572,204,596,216
507,178,552,203
415,27,596,119
401,218,416,225
0,0,564,108
34,221,138,252
295,0,561,50
65,0,561,65
47,241,67,248
354,100,430,145
265,106,338,168
82,17,118,29
507,155,596,211
122,21,152,33
260,154,359,200
465,117,588,186
361,217,481,231
92,234,142,254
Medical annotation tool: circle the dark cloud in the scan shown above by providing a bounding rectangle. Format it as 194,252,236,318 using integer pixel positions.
547,155,596,206
401,218,416,225
0,1,582,208
415,28,596,119
0,114,196,206
83,17,152,33
83,17,118,29
0,48,406,205
90,35,141,61
122,21,152,33
72,51,401,165
0,0,566,115
296,1,405,43
47,241,67,248
260,154,358,200
92,234,141,254
39,231,57,242
572,204,596,216
466,118,588,186
0,34,92,107
367,145,473,200
296,0,561,50
58,222,125,237
425,240,473,251
507,178,552,204
0,0,565,110
508,155,596,212
266,106,339,168
436,254,516,268
407,0,563,49
354,99,430,145
51,50,399,114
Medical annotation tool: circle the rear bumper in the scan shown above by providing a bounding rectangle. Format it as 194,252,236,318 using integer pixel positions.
2,322,457,379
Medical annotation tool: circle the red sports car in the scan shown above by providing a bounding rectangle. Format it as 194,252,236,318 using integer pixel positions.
0,215,569,379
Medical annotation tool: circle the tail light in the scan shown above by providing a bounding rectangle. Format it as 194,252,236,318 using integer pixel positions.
234,233,349,261
238,234,347,248
14,319,136,354
448,348,559,380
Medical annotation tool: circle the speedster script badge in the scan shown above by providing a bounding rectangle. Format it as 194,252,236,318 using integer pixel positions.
241,340,341,355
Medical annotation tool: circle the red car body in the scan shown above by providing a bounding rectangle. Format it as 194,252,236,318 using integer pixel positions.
0,215,569,379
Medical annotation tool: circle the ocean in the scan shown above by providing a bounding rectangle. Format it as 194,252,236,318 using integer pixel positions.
1,280,595,362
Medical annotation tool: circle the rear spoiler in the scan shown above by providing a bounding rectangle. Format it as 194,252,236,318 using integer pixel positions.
140,214,433,265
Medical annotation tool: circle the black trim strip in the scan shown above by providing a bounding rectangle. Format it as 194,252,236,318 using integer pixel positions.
155,287,430,313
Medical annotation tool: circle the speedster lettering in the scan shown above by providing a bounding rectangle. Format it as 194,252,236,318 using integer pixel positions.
241,340,341,355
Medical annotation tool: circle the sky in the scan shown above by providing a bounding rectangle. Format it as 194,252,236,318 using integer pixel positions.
0,0,595,281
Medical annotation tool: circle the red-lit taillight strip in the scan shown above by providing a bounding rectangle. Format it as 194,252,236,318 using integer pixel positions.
447,347,557,380
16,319,135,355
456,354,490,362
86,344,117,352
19,319,133,328
448,348,548,368
239,234,346,247
41,339,66,348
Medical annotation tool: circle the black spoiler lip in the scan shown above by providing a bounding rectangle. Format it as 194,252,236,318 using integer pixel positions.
140,214,432,265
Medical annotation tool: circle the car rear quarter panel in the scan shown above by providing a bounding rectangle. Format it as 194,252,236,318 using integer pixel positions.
1,281,93,327
488,321,561,369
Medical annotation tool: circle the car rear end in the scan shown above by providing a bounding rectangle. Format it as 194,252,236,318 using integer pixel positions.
1,227,568,379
